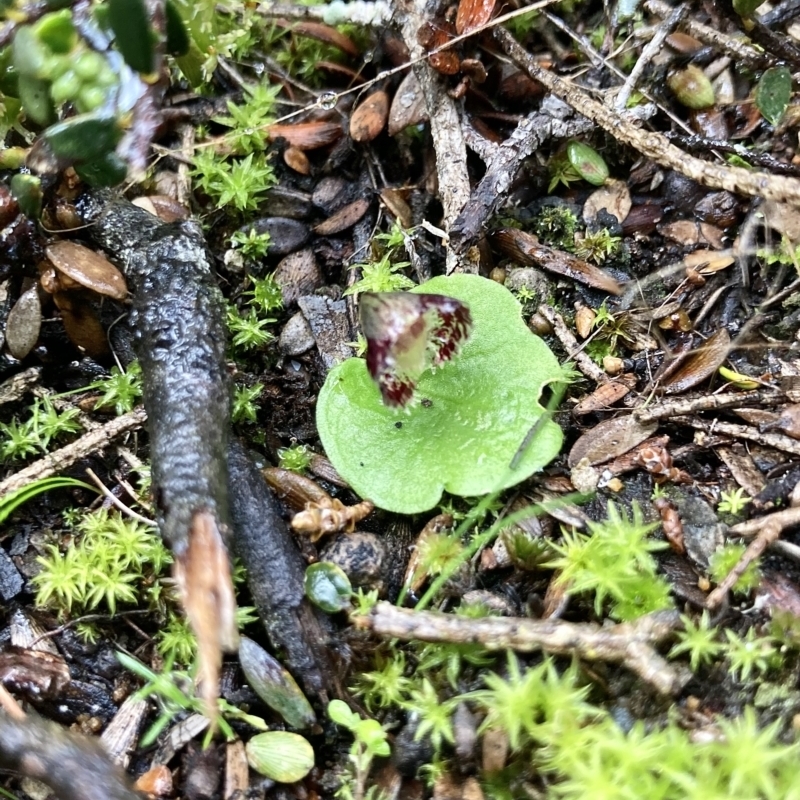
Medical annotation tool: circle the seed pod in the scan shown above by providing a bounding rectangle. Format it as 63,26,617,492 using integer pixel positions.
238,636,315,729
667,66,715,110
245,731,315,783
304,562,352,613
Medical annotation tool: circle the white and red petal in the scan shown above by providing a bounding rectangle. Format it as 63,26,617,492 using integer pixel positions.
359,291,473,407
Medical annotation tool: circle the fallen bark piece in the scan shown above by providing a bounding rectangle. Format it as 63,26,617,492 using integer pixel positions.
84,196,237,719
0,712,142,800
356,602,687,696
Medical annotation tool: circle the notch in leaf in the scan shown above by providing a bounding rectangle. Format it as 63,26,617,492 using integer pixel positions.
359,292,473,407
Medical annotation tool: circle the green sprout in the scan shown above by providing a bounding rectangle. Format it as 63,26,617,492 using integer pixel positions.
574,229,622,263
344,252,415,297
709,542,760,595
278,443,313,473
0,395,82,462
232,384,263,424
725,628,778,681
191,150,276,213
213,83,278,155
547,501,673,621
718,488,751,516
227,305,275,352
88,362,143,415
669,612,723,671
230,228,272,262
534,205,578,250
328,699,391,800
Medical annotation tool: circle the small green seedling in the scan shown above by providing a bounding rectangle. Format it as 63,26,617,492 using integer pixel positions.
317,275,566,513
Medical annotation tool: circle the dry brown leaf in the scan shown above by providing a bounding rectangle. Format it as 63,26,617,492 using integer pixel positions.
683,249,735,274
350,90,389,143
268,121,342,150
314,197,371,235
568,416,659,467
661,329,731,395
283,145,311,175
456,0,497,35
273,20,359,57
573,375,636,415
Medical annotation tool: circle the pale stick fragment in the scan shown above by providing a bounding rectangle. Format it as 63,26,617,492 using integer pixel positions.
355,602,686,695
633,391,786,425
0,407,147,498
538,304,608,384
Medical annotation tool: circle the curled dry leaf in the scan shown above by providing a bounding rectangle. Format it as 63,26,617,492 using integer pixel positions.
5,284,41,360
456,0,497,34
582,179,632,225
568,415,658,468
380,188,413,229
574,306,596,339
268,121,342,150
388,71,429,136
313,197,371,235
419,20,460,75
350,90,389,143
52,291,109,358
493,229,622,295
660,329,731,395
657,220,724,249
46,241,127,299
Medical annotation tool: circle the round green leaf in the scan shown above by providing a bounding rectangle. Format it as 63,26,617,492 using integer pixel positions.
567,141,609,186
755,67,792,127
317,275,565,513
304,562,352,613
245,731,314,783
41,113,121,161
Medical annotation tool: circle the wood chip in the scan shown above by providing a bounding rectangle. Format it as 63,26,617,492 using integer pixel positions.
582,179,632,225
573,375,636,415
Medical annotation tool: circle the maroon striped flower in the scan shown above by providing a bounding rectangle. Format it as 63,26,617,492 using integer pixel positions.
359,291,473,407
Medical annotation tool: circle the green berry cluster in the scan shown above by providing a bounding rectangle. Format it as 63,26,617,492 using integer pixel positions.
13,10,118,117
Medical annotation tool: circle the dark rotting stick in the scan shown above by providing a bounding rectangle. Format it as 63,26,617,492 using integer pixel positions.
0,711,143,800
83,196,237,716
227,440,343,701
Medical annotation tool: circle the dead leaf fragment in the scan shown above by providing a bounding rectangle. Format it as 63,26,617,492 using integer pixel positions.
388,71,429,135
283,145,310,175
661,329,731,395
683,249,735,274
273,20,360,57
456,0,497,34
52,291,109,358
314,197,370,235
350,90,389,143
583,179,632,225
494,229,622,294
573,375,636,415
568,416,659,467
574,305,596,339
6,285,41,359
46,241,127,299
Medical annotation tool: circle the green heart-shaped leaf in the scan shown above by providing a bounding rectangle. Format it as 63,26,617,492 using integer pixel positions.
317,274,565,513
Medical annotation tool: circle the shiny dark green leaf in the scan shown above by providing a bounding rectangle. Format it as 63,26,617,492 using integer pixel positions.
304,562,352,613
755,67,792,127
108,0,155,74
10,174,43,219
74,151,128,187
165,0,190,56
42,113,121,161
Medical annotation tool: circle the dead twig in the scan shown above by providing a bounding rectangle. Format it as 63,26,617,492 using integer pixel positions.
645,0,773,69
706,519,782,609
673,415,800,457
537,305,608,384
633,390,786,424
355,602,687,695
84,468,156,527
397,0,472,273
0,408,147,498
494,27,800,206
